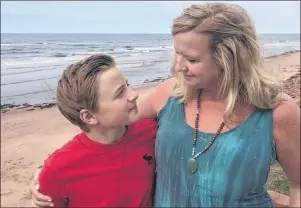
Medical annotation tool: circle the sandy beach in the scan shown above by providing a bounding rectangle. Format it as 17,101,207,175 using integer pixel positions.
1,51,300,207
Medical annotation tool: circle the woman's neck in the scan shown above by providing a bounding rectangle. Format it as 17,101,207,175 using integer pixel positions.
86,125,128,144
201,89,224,101
193,85,225,102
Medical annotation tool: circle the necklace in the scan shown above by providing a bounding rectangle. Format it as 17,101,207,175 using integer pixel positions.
187,90,225,174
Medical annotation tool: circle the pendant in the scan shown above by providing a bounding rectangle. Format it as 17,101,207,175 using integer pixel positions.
187,158,198,174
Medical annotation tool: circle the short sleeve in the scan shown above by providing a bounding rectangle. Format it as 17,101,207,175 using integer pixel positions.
39,164,69,207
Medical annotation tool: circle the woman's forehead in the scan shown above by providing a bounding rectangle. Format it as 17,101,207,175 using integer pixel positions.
174,31,209,56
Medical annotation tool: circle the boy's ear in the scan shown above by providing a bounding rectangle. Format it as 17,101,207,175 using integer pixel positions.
79,109,98,125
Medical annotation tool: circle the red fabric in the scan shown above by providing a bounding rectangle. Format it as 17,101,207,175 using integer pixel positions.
39,119,157,207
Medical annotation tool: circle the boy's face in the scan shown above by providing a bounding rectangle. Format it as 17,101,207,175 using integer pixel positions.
93,67,140,127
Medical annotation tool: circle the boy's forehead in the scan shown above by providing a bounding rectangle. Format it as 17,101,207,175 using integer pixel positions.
97,67,125,92
99,67,124,80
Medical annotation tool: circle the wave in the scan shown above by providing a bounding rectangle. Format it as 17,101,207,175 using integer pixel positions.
2,42,101,48
1,64,63,76
1,48,24,53
112,45,172,53
1,76,58,86
88,45,99,49
261,41,300,47
138,59,169,67
37,42,50,45
278,40,289,43
1,89,55,98
124,46,134,50
1,54,90,68
1,43,33,47
56,42,103,47
4,50,43,55
52,52,76,57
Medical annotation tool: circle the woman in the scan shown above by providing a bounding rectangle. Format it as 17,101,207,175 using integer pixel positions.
31,2,300,207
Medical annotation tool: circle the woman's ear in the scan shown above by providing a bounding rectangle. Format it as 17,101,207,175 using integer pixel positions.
79,109,98,125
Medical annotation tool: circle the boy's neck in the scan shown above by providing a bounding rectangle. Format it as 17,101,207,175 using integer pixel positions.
85,125,128,144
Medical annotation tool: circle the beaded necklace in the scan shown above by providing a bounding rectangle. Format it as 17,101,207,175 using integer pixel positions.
187,90,225,174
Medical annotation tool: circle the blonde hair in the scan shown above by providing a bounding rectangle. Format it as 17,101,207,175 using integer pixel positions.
170,2,282,123
57,54,116,132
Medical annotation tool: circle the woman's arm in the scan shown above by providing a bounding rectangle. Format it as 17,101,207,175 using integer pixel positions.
137,78,175,120
273,93,300,207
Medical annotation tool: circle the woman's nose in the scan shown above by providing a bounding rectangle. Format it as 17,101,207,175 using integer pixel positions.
175,54,187,72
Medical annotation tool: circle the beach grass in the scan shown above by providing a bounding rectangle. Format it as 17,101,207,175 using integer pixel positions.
267,162,289,195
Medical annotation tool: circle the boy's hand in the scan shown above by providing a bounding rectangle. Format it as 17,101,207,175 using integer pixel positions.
30,169,53,207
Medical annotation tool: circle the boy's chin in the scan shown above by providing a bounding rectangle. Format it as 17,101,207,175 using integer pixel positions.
126,114,140,125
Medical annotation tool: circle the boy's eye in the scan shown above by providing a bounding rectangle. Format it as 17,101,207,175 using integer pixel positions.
117,83,129,98
117,89,124,97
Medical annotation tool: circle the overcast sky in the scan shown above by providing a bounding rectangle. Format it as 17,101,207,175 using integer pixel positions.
1,1,300,34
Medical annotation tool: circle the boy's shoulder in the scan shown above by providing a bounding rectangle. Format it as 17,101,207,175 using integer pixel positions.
43,133,85,170
130,119,158,133
127,119,158,142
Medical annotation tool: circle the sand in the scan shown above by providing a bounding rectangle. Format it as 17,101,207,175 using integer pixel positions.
1,51,300,207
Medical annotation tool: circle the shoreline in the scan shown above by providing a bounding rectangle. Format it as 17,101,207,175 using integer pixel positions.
0,83,160,113
1,50,300,113
264,49,300,60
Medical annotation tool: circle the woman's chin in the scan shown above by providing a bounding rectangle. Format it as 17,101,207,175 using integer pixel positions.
183,78,199,87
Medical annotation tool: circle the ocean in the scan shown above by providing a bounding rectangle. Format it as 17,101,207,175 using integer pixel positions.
1,33,300,106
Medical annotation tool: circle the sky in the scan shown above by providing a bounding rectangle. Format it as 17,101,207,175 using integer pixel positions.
1,1,300,34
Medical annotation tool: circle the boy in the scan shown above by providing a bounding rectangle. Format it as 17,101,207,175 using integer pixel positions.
36,54,157,207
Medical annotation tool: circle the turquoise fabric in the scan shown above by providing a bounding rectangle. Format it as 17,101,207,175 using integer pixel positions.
154,97,277,207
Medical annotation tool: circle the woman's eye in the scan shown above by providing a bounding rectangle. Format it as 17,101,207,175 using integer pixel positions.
188,59,198,63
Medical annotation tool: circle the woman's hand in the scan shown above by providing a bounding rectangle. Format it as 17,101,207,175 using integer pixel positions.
30,169,53,207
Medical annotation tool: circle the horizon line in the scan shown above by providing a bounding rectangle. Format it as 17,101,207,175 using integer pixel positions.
1,32,300,35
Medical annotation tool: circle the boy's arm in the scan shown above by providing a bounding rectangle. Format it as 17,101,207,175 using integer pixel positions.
39,164,69,207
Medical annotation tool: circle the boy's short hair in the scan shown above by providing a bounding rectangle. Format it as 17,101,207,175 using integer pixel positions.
56,54,116,132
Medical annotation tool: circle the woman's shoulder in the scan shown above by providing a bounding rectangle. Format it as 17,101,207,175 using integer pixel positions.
272,93,299,119
272,92,299,141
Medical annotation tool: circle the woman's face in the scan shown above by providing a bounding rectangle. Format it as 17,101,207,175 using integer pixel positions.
173,31,221,90
93,67,140,128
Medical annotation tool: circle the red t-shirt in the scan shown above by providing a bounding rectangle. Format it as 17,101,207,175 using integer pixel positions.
39,119,157,207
